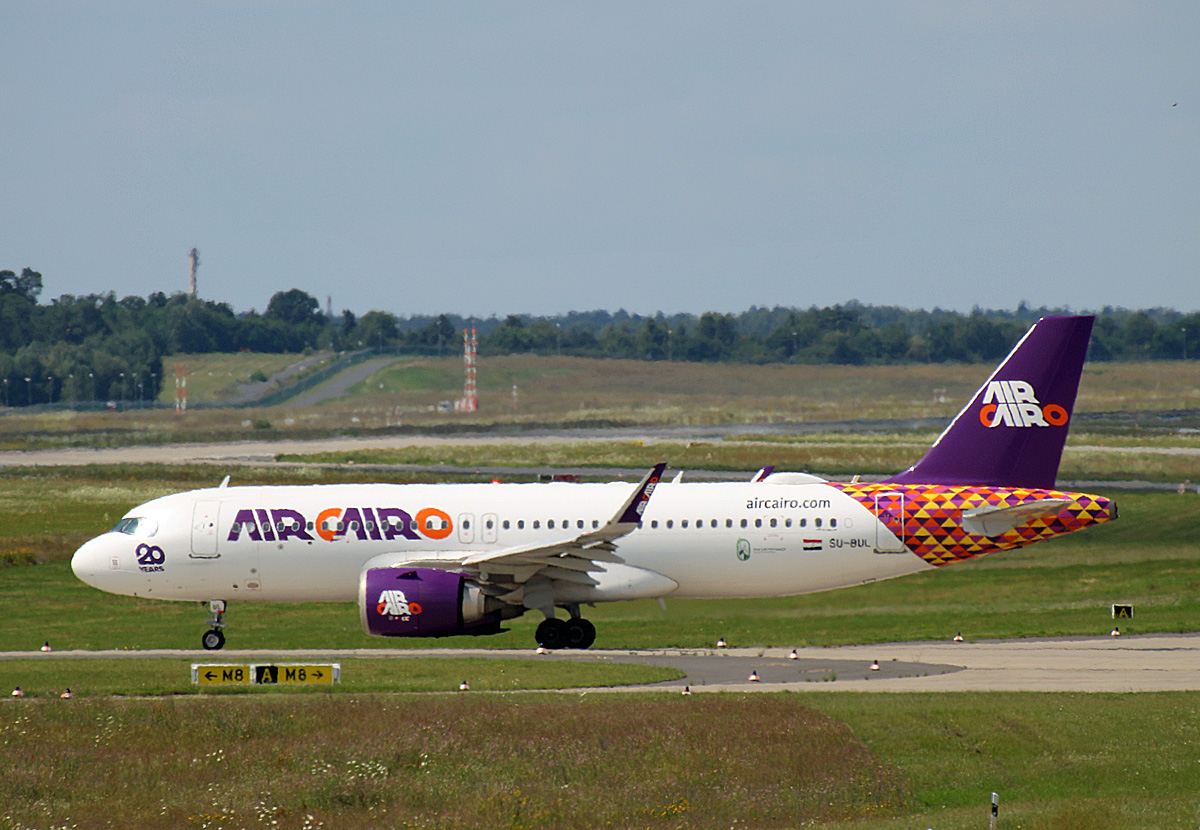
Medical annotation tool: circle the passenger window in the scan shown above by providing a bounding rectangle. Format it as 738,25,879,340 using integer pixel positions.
726,519,733,528
682,520,689,528
517,520,525,530
815,518,823,528
502,520,510,530
785,518,792,528
710,519,717,528
800,518,807,528
548,520,555,529
666,520,674,529
486,519,494,529
577,520,584,529
533,520,541,529
651,520,658,528
740,519,748,528
754,519,762,528
831,519,838,528
463,520,470,529
770,518,777,528
592,520,599,529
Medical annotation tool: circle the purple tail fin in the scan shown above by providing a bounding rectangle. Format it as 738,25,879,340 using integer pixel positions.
885,315,1094,489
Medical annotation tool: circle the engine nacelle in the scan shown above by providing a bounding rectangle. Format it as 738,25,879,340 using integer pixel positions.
359,567,502,638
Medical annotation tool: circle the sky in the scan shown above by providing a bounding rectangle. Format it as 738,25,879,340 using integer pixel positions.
2,2,1197,318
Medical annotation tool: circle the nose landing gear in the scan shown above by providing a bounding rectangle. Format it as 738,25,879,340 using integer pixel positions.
201,600,227,650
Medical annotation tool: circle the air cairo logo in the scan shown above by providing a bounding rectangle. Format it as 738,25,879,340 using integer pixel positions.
377,589,422,617
635,474,660,516
978,380,1069,428
227,506,453,543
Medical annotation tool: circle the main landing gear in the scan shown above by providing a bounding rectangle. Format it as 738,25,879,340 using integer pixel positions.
535,609,597,650
201,600,227,650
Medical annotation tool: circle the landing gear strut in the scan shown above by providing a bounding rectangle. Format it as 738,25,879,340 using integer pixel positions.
202,600,227,650
535,611,597,650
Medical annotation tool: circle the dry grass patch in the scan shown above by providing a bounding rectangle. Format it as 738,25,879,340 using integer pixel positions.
0,695,907,829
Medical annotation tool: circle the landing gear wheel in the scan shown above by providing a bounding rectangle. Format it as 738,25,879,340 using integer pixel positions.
202,629,226,651
565,618,596,649
535,618,570,649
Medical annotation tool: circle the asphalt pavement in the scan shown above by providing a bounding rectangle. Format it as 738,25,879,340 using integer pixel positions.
7,634,1199,693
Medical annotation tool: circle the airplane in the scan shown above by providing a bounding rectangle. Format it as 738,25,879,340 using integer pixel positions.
72,315,1115,651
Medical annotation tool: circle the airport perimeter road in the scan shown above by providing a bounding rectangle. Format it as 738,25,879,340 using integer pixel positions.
7,634,1200,693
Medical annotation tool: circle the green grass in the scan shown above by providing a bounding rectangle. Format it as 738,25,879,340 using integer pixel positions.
2,692,1198,829
0,467,1198,829
166,352,316,403
805,691,1200,828
3,467,1199,652
2,355,1199,830
281,434,1200,483
0,657,678,697
4,354,1200,453
0,694,909,829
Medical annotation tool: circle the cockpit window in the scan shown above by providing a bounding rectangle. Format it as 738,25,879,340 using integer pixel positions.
111,517,158,538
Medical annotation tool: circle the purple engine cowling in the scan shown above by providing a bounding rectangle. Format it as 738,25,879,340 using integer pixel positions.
359,567,502,638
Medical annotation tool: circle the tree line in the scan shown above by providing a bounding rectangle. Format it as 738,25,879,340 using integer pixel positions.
2,267,1198,407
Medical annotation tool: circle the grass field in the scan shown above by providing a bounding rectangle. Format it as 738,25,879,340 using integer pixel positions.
2,465,1198,828
2,691,1197,829
281,434,1200,483
164,353,318,403
0,657,678,698
1,347,1199,829
3,465,1199,653
2,354,1198,451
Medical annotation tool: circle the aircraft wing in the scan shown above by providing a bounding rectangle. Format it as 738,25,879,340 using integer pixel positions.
961,498,1073,537
387,463,667,589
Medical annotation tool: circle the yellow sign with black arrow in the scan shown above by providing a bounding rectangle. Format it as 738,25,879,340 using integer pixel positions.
191,663,340,686
191,664,251,685
252,664,340,685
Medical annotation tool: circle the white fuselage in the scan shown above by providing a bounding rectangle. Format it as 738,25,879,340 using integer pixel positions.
71,478,932,604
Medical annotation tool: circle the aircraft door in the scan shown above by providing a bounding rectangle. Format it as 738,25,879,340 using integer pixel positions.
872,492,906,553
482,513,498,543
191,500,221,558
457,513,475,544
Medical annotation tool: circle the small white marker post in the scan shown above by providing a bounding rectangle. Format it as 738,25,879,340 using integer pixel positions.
989,792,998,830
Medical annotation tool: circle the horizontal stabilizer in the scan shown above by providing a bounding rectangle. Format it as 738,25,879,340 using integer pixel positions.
962,498,1072,537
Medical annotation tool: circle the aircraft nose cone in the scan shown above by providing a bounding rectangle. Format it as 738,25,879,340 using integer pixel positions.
72,535,116,588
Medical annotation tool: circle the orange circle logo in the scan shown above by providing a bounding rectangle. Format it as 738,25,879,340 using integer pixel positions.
415,508,453,540
1043,404,1069,425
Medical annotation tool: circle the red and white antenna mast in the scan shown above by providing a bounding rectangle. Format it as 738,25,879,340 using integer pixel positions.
174,364,188,415
455,328,478,412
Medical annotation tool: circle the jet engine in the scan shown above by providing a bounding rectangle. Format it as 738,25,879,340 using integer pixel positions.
359,566,504,638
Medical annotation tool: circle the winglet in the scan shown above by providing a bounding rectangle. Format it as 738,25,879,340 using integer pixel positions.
751,466,775,482
614,463,667,526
